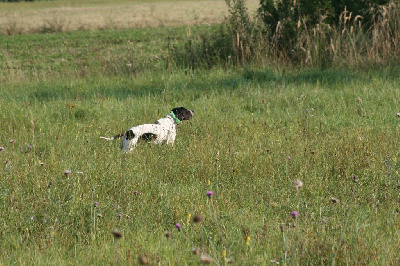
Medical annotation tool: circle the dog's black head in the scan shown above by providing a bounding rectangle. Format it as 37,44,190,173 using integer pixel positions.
171,107,194,122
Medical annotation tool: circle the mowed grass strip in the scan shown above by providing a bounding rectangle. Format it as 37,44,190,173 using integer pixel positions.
0,0,259,34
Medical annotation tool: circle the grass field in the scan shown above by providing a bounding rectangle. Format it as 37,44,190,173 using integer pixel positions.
1,0,400,265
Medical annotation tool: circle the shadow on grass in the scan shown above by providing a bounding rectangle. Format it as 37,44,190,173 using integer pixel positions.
27,67,399,102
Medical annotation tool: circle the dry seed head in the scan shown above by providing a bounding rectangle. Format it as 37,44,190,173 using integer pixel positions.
294,179,303,190
354,15,363,22
200,254,212,264
193,214,203,224
138,255,148,265
192,248,201,256
164,231,172,238
226,258,235,264
64,169,71,177
112,228,123,239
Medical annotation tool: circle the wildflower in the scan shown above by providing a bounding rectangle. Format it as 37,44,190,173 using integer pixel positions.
287,156,291,160
134,190,140,195
187,213,191,225
112,228,122,239
397,112,400,118
30,216,34,222
97,213,103,218
246,236,251,246
331,197,339,203
291,211,298,219
175,223,181,231
310,150,316,154
193,214,203,224
280,225,285,232
357,98,362,103
94,202,98,207
40,162,45,166
118,213,122,219
64,170,71,177
293,179,303,190
48,181,53,188
9,140,14,143
206,191,214,198
0,147,5,152
353,175,359,183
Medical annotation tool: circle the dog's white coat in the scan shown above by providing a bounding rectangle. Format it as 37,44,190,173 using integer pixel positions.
101,108,193,153
122,115,177,152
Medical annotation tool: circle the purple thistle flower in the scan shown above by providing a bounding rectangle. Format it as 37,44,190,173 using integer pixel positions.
30,216,34,222
94,202,98,207
175,223,181,231
291,211,298,219
118,213,122,219
134,190,140,195
206,191,214,198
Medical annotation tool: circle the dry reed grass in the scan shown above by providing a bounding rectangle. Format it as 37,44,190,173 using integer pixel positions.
0,0,259,35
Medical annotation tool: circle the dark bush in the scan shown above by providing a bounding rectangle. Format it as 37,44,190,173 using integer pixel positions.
258,0,390,52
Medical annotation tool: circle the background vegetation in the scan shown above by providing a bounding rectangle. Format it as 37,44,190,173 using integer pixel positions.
1,0,399,264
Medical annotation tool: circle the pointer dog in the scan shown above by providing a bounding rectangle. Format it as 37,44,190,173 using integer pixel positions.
100,107,194,153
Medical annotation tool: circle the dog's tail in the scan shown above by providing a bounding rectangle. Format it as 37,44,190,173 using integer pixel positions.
100,133,124,141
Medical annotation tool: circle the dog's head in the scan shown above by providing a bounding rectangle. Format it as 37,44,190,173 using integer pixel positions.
171,107,194,122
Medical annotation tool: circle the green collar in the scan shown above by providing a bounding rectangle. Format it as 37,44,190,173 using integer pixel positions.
169,112,181,124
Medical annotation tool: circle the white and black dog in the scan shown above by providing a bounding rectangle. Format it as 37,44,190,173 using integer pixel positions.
100,107,194,153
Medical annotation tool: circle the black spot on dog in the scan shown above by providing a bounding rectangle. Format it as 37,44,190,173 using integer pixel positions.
141,133,157,141
125,130,135,140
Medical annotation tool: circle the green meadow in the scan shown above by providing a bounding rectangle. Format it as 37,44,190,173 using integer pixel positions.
1,1,400,265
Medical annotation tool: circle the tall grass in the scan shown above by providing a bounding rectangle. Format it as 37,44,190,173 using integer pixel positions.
172,0,400,69
1,56,400,264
